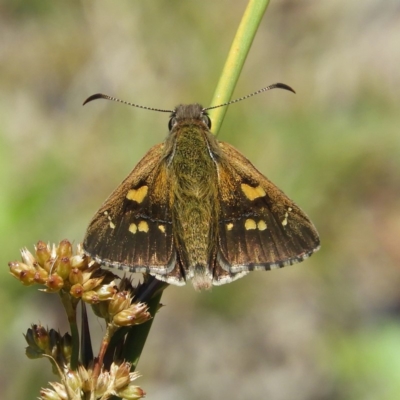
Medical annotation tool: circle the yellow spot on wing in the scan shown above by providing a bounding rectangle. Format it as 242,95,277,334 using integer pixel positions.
257,220,267,231
158,224,166,233
241,184,266,201
245,219,257,230
282,208,292,226
104,211,115,229
126,186,148,203
138,220,149,232
226,222,234,231
129,223,137,234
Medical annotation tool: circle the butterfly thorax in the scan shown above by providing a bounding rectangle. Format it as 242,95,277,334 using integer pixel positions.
166,107,220,290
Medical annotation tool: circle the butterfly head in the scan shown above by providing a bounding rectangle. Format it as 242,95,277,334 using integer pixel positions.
168,104,211,132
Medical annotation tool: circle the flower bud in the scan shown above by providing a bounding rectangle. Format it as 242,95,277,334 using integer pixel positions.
95,371,110,397
61,333,72,364
21,247,37,266
113,303,151,327
113,362,131,390
49,382,68,400
46,274,64,292
56,257,71,280
57,239,73,259
69,268,83,285
25,326,44,359
70,283,84,298
95,282,117,301
39,388,63,400
82,290,100,304
116,382,146,400
34,268,49,284
82,277,104,292
70,253,86,269
78,365,92,393
8,261,36,285
108,291,132,316
35,241,52,269
64,369,82,394
33,324,50,351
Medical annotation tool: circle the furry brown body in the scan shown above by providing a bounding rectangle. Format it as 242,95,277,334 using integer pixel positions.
167,108,220,289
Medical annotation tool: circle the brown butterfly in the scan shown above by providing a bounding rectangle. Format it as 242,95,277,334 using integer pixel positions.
83,83,320,291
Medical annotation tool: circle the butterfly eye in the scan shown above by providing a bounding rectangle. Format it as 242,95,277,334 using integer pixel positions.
202,114,212,129
168,117,177,131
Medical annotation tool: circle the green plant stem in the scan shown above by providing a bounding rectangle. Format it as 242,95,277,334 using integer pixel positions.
59,290,80,370
208,0,270,135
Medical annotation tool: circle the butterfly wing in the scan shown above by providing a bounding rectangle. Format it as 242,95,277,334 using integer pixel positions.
214,141,320,284
83,143,184,285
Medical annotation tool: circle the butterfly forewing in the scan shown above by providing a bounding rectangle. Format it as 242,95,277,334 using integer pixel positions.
83,143,176,275
216,141,320,274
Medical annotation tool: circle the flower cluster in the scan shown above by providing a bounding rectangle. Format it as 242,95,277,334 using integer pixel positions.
8,240,152,327
9,240,153,399
25,325,72,373
40,362,145,400
8,239,112,295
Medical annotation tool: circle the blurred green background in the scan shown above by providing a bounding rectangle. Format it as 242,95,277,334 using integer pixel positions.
1,1,399,399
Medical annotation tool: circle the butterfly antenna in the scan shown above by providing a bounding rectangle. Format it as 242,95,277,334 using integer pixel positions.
203,83,295,112
83,93,174,113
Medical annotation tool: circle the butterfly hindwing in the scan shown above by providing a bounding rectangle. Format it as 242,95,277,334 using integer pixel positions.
83,143,178,279
215,141,320,278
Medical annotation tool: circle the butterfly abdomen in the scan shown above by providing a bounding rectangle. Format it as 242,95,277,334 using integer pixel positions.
168,124,219,289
